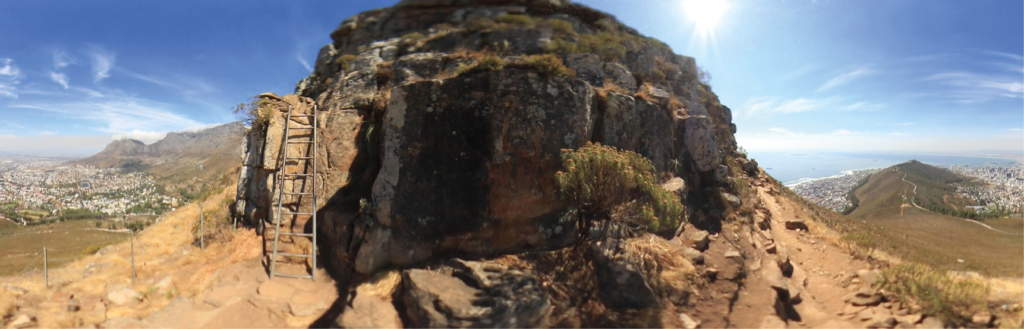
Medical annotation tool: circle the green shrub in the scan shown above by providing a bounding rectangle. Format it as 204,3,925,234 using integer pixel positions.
544,18,575,35
578,32,628,61
495,14,535,28
233,97,272,131
555,143,684,233
465,17,498,32
455,54,506,76
518,54,574,77
875,263,988,326
542,38,579,55
333,54,359,71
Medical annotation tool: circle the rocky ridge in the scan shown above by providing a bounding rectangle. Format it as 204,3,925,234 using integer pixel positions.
229,0,966,328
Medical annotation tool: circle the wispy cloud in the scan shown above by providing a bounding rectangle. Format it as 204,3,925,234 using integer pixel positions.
86,46,115,83
745,96,869,116
52,50,76,69
0,58,20,98
897,122,914,126
890,132,909,136
10,97,202,136
817,67,877,92
296,54,313,72
49,72,69,89
1011,128,1022,132
916,71,1023,103
0,58,20,77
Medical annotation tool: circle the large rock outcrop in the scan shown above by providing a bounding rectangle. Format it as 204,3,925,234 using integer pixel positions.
235,0,743,325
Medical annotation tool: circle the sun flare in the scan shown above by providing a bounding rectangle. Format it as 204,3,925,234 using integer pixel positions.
684,0,729,33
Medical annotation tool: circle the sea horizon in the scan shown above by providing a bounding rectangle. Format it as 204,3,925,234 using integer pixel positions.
749,151,1023,186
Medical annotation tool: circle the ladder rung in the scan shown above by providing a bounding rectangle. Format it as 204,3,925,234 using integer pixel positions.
287,127,314,129
287,141,314,144
280,232,314,237
289,115,316,118
283,192,313,195
272,273,314,279
276,252,313,258
284,173,313,176
286,157,314,159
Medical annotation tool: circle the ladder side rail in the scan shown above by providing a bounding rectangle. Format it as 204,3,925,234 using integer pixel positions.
270,105,293,279
311,104,318,281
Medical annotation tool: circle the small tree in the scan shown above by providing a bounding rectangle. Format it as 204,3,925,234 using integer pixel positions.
233,97,272,131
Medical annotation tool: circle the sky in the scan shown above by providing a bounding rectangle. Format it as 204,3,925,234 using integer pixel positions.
0,0,1021,156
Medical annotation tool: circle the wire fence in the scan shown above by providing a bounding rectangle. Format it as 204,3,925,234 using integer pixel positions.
0,226,138,288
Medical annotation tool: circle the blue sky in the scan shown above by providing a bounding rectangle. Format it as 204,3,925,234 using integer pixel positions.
0,0,1021,156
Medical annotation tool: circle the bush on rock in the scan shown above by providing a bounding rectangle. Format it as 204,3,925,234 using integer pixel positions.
555,142,684,234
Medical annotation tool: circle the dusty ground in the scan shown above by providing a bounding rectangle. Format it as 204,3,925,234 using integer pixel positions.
0,186,338,328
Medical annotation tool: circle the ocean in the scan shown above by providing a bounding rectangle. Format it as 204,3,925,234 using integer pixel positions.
747,152,1022,186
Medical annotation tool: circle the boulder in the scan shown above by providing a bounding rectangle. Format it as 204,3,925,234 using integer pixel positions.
354,225,392,275
590,239,659,309
722,192,742,208
598,92,639,150
857,269,880,287
682,116,720,173
850,289,884,306
603,62,636,91
337,271,403,328
564,53,604,87
919,316,944,328
784,219,808,231
740,158,759,176
683,227,710,251
402,260,551,327
107,286,140,306
971,311,993,327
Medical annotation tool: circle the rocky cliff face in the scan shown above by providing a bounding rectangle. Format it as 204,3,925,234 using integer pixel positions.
235,0,752,326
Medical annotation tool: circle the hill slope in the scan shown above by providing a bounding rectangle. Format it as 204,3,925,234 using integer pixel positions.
846,161,1022,277
76,122,245,198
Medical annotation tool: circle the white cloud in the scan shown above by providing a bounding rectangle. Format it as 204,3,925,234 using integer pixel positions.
296,54,313,72
112,130,167,144
0,58,20,77
817,67,877,92
898,122,914,126
86,46,115,82
0,58,20,98
49,72,70,89
53,50,76,69
890,132,909,136
1011,128,1022,132
831,129,854,135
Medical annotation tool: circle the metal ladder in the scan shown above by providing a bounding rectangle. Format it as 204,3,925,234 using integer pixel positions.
269,104,318,280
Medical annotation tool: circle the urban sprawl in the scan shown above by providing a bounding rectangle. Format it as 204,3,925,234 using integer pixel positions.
793,161,1024,214
0,158,177,224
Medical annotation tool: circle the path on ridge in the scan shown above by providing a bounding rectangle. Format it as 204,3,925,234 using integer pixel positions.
895,167,1015,235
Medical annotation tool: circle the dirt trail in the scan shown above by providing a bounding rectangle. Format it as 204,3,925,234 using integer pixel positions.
0,186,339,328
700,182,897,329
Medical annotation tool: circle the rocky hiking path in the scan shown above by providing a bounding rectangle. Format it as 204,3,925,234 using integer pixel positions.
689,179,935,329
0,186,338,329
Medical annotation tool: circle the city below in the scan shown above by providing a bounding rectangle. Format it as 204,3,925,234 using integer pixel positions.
0,156,177,225
792,159,1024,215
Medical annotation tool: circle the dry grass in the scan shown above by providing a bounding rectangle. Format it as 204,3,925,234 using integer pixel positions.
0,179,264,328
876,262,989,327
594,79,629,100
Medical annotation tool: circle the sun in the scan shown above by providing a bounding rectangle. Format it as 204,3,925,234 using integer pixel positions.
683,0,729,33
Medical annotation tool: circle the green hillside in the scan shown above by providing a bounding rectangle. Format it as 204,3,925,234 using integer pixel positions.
844,160,1022,277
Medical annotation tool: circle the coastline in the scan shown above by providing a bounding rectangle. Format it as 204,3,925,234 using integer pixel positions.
783,167,881,187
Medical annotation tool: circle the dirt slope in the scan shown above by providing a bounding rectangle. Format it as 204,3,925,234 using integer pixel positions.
0,185,338,328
